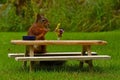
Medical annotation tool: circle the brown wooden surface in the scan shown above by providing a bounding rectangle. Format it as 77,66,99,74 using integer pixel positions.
11,40,107,45
29,45,34,71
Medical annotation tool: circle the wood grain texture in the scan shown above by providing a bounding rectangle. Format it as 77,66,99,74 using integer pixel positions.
11,40,107,45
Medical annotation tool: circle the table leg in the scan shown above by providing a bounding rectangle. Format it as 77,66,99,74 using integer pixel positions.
23,46,29,68
80,45,86,68
29,45,34,72
80,45,93,70
86,45,93,70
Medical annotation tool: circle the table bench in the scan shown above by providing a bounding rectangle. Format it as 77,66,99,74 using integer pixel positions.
8,40,111,71
8,52,97,58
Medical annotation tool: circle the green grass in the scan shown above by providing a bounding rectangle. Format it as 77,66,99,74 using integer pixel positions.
0,30,120,80
0,0,120,32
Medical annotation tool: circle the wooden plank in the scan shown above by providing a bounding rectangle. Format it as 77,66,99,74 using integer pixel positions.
15,55,111,61
8,52,97,58
8,53,24,58
11,40,107,45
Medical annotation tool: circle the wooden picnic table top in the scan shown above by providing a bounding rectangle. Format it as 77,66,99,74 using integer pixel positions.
11,40,107,45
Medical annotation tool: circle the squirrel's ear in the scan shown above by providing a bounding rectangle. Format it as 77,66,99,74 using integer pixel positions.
37,13,41,18
36,13,42,22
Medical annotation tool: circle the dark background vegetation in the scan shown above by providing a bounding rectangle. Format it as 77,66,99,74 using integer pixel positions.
0,0,120,32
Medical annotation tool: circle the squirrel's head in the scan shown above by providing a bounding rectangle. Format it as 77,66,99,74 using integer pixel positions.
36,14,50,30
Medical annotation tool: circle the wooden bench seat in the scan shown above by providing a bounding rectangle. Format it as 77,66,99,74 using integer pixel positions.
15,55,111,61
8,52,97,58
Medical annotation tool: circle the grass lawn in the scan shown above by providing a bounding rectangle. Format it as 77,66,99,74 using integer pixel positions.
0,30,120,80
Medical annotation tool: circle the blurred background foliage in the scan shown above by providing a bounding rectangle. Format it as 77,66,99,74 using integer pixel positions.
0,0,120,32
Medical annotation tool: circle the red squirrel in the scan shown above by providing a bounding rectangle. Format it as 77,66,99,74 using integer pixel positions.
27,14,49,54
24,14,49,67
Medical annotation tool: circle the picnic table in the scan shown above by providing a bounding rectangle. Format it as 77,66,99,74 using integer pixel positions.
8,40,111,72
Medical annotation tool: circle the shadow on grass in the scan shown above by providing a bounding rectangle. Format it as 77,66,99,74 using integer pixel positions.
17,63,106,73
35,65,103,72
